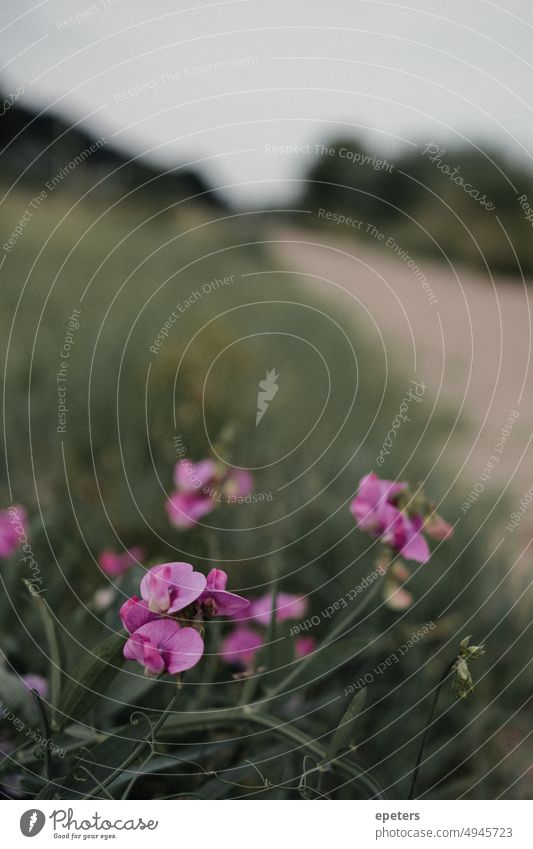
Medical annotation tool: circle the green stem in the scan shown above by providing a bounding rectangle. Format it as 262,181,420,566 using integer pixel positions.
13,734,107,767
31,688,52,781
98,693,179,793
408,661,454,800
159,707,386,798
197,620,221,707
266,572,384,699
240,572,279,706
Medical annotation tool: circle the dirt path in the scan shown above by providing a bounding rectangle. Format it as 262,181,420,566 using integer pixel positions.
275,229,533,519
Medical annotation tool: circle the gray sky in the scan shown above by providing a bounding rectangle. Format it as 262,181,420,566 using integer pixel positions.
2,0,533,205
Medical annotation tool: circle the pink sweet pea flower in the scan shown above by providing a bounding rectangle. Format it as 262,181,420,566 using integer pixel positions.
0,506,26,559
199,568,250,617
167,459,218,528
382,508,430,564
165,490,215,529
249,592,307,626
351,473,431,563
119,595,160,633
174,459,217,491
22,674,48,698
295,636,316,658
124,619,204,675
140,562,206,614
167,458,254,529
99,546,144,578
219,625,263,668
350,473,406,534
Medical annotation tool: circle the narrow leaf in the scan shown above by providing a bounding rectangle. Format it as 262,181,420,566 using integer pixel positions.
325,687,367,766
59,632,126,729
26,584,62,728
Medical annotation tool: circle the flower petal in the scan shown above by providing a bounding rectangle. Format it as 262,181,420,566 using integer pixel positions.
204,589,250,617
205,568,228,591
140,563,206,614
119,596,160,634
174,459,216,491
162,626,204,674
166,491,215,528
219,625,263,667
250,592,307,626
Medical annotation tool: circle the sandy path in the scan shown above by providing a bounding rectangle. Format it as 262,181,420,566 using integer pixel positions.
275,229,533,516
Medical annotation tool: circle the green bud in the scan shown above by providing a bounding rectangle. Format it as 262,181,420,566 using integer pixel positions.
452,636,485,700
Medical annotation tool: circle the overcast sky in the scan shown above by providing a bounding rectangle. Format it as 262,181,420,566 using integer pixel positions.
2,0,533,205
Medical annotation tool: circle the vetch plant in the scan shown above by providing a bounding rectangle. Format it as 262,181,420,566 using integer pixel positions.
408,636,486,799
1,471,473,802
351,473,453,608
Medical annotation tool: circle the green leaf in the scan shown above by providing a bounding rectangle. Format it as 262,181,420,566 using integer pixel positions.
37,713,153,799
40,694,178,799
58,632,126,729
26,585,62,727
325,687,367,766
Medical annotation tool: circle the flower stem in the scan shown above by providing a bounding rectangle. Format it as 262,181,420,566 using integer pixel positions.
408,660,454,800
159,706,386,798
239,570,279,706
97,693,179,793
266,571,384,699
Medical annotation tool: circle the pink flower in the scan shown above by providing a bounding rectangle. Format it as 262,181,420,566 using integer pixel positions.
295,636,316,658
350,473,405,534
219,625,263,668
174,459,217,491
166,458,254,529
350,473,431,563
99,546,144,578
22,674,48,698
199,568,250,617
165,490,215,528
0,506,26,559
382,509,430,564
249,592,307,626
167,460,218,528
140,562,206,614
119,595,160,633
124,619,204,675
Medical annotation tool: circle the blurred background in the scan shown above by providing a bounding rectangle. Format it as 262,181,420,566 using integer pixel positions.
0,0,532,799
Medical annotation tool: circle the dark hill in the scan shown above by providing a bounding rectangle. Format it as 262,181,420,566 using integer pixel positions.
0,87,225,210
